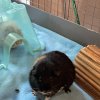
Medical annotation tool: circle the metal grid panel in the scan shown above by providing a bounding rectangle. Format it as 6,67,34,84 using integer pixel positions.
19,0,100,33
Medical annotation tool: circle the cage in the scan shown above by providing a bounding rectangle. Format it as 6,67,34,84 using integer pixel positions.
1,0,100,100
15,0,100,99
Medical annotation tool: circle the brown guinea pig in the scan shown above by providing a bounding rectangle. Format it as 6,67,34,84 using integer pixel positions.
29,51,75,97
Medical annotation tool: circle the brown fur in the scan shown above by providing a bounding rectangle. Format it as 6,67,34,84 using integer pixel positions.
29,51,75,97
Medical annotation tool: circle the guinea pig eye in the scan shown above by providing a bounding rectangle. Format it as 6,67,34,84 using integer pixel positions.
39,76,42,82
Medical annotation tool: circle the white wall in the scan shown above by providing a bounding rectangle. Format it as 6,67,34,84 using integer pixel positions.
18,0,30,4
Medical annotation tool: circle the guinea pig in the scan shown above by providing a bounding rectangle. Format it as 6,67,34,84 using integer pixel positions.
29,51,75,98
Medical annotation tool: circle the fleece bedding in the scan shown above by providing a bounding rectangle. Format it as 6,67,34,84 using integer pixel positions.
0,23,93,100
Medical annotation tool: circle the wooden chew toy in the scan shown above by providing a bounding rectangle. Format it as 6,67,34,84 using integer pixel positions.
74,45,100,99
